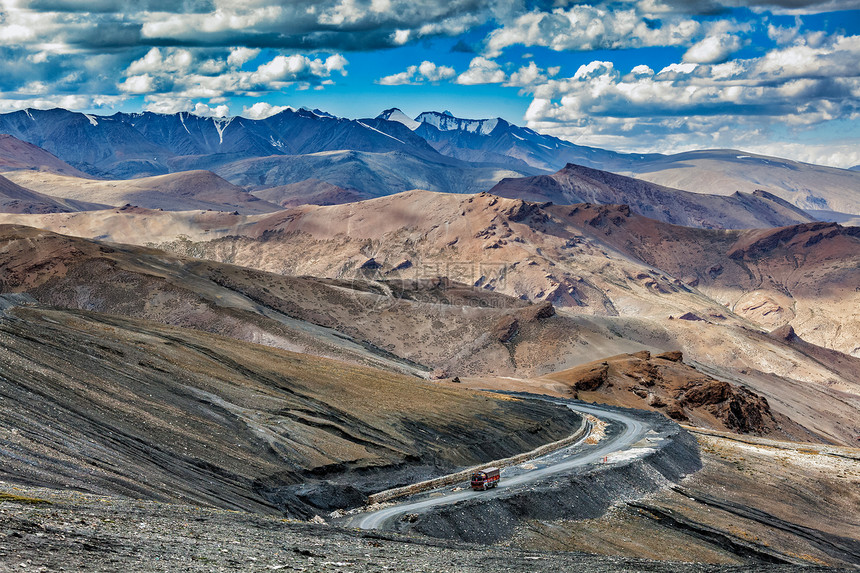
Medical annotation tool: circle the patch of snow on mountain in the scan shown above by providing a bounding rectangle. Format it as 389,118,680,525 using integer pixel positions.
213,117,233,145
269,136,285,149
416,111,499,136
480,118,498,135
179,112,191,135
84,114,98,127
358,121,406,145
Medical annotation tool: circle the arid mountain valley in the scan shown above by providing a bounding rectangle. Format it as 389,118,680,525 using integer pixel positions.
0,107,858,572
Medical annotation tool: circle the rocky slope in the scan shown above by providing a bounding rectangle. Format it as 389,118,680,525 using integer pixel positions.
5,480,840,573
510,430,860,568
619,149,860,216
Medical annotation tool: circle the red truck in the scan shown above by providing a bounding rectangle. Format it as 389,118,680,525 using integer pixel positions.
470,467,500,491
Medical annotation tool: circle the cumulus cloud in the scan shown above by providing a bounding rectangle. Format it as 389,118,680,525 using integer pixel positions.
1,0,853,60
683,33,743,63
456,57,506,85
505,61,548,87
192,102,229,117
485,5,705,57
520,33,860,164
115,48,349,99
127,47,193,74
132,1,490,50
0,94,126,113
117,73,155,93
227,47,260,67
378,60,456,85
241,101,292,119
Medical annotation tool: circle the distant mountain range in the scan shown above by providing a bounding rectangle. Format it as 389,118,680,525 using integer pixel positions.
378,108,657,172
0,106,858,220
0,107,441,179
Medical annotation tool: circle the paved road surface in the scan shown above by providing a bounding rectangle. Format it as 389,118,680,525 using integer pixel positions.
351,401,650,530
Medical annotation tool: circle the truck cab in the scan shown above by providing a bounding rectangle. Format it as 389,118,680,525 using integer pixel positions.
470,467,500,490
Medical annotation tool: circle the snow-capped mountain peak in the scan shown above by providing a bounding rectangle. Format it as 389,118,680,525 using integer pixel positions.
377,108,421,131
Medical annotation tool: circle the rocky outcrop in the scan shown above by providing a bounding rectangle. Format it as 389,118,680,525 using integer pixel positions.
546,352,784,437
677,381,773,433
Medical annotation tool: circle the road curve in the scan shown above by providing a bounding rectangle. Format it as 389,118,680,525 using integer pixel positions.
350,401,650,531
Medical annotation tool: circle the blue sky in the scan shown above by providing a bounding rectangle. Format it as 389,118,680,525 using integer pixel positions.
0,1,858,167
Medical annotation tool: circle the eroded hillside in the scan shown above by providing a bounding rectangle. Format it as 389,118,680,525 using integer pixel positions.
0,301,582,519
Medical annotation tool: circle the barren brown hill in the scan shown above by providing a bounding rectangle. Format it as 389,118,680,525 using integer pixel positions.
488,163,815,229
0,205,269,244
0,134,90,176
556,204,860,358
0,300,582,518
1,223,858,445
252,178,371,207
0,174,108,214
1,169,282,214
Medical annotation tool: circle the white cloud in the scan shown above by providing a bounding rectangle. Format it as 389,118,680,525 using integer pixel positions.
127,48,193,75
192,102,230,117
504,61,546,88
418,60,455,82
392,29,411,45
0,94,126,114
378,60,455,85
519,33,860,167
241,101,292,119
118,74,155,94
657,62,698,76
456,56,506,85
227,47,260,68
116,50,349,100
134,1,489,49
485,5,706,57
378,70,415,86
142,96,193,115
683,34,743,64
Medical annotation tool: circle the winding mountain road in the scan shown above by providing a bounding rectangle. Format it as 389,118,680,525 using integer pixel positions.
350,401,652,531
